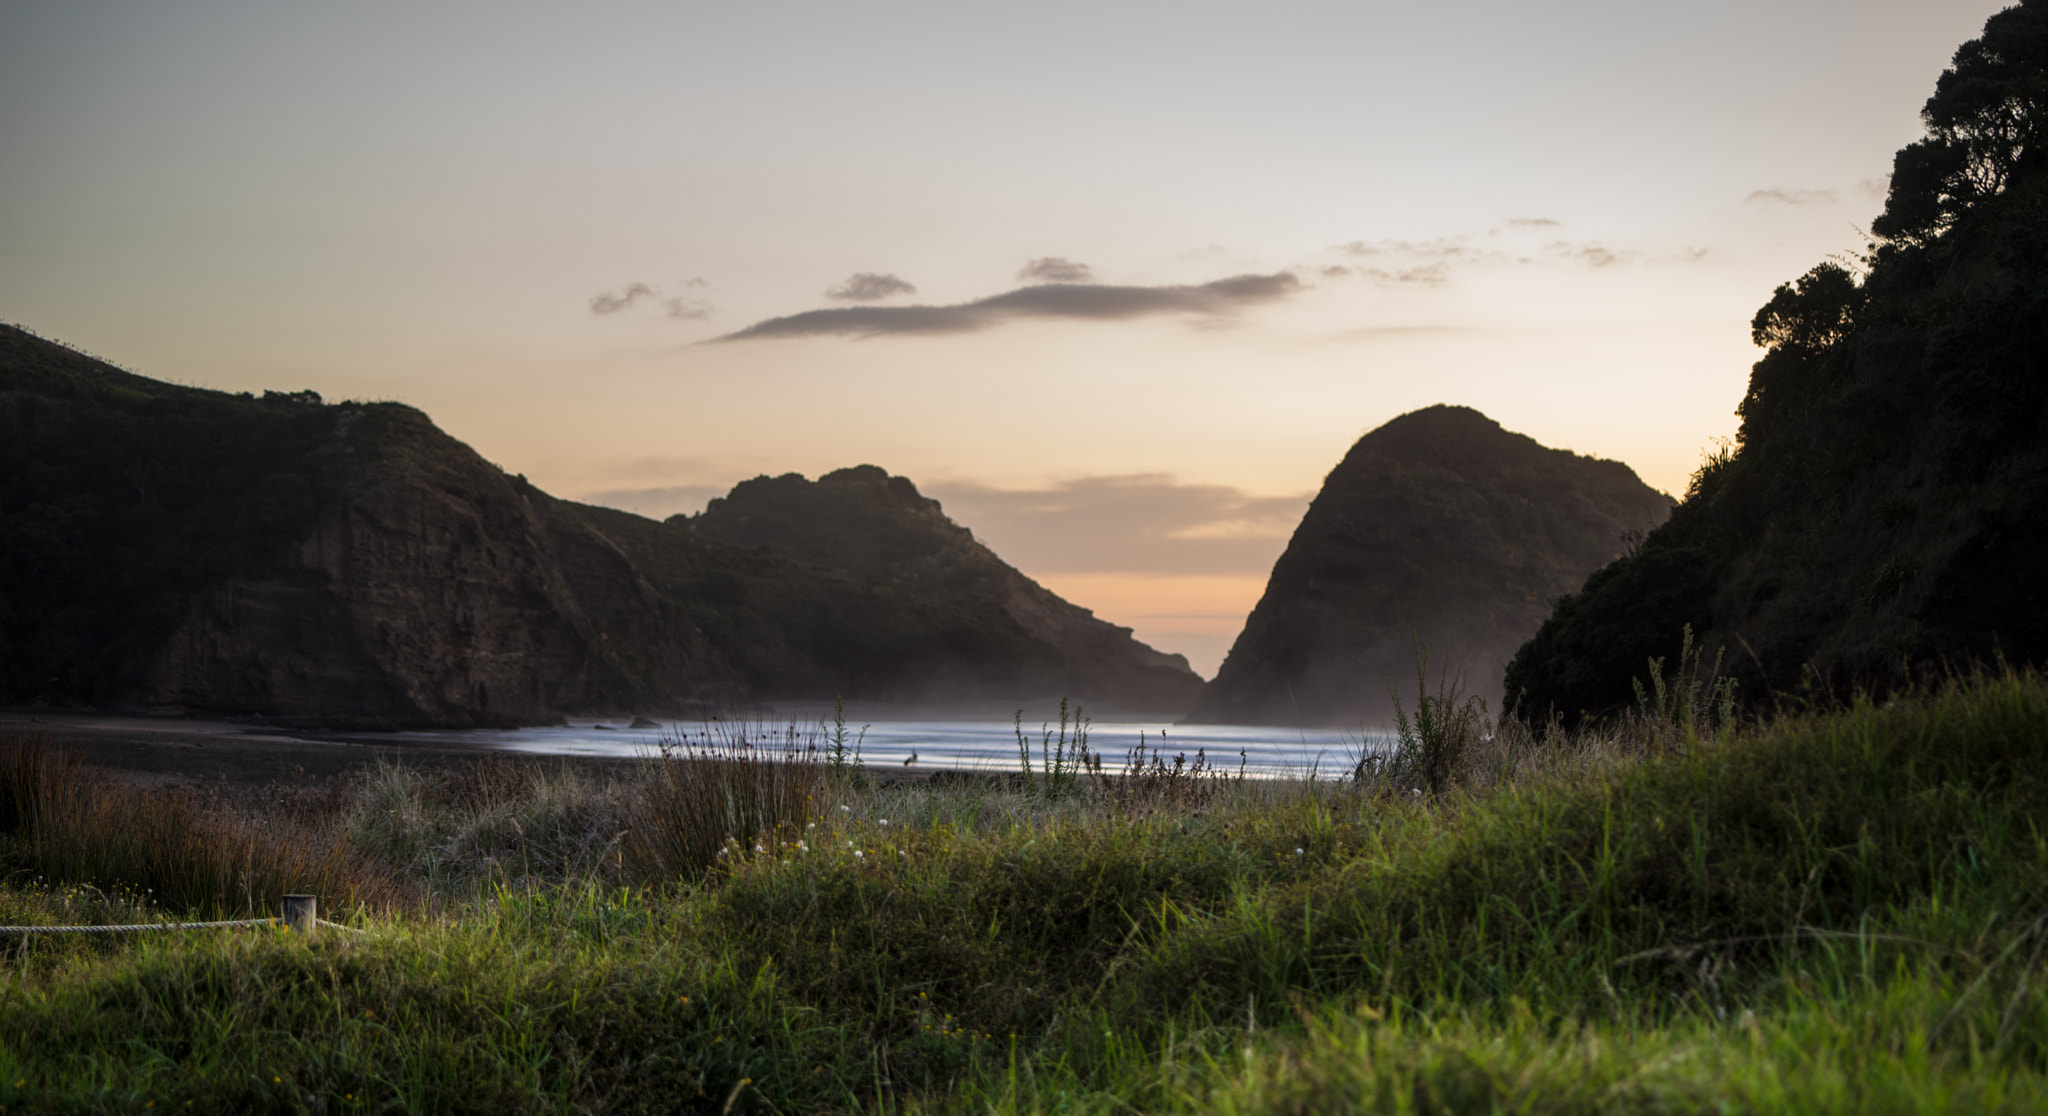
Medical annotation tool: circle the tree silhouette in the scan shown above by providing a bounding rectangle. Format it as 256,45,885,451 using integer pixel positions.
1874,0,2048,246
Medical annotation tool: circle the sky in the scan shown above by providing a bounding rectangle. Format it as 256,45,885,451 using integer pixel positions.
0,0,2013,676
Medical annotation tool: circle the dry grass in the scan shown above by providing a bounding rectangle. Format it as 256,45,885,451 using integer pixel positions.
625,720,832,880
0,729,400,917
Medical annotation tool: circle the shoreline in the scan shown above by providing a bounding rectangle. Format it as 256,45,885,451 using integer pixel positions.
0,712,982,792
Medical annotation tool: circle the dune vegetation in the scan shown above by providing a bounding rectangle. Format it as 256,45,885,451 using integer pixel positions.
0,662,2043,1113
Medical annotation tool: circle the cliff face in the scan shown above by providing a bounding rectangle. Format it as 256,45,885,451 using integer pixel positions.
1187,406,1671,726
140,406,709,726
0,328,1103,726
1504,4,2048,721
686,466,1204,713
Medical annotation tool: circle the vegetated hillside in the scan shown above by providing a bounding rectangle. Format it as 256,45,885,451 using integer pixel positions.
1507,2,2048,723
1188,405,1671,726
0,326,1115,726
685,466,1203,712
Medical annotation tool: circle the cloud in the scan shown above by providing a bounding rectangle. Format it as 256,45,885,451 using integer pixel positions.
1335,238,1495,262
592,278,714,319
590,282,657,315
1743,188,1839,206
1359,262,1452,286
715,272,1301,341
1545,241,1635,268
827,272,918,301
1016,257,1094,283
1324,226,1706,285
927,474,1311,576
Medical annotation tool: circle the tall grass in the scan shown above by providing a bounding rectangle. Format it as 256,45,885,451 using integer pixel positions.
0,729,398,917
0,672,2042,1112
625,719,830,880
1357,641,1492,796
344,755,634,895
1013,697,1092,800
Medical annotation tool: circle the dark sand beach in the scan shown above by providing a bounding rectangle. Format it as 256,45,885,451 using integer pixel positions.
0,711,959,792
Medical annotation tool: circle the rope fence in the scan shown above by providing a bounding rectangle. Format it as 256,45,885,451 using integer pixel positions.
0,895,362,937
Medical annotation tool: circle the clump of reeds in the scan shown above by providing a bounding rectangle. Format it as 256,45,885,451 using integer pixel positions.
625,720,828,880
1092,733,1245,817
1014,698,1093,801
1629,622,1739,748
1355,641,1492,797
0,729,399,916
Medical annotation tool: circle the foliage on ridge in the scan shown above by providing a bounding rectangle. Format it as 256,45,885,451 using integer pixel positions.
1506,0,2048,722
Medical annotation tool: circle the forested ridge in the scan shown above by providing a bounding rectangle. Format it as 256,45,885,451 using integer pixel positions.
1507,0,2048,720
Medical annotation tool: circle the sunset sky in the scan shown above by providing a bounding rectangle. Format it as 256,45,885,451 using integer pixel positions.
0,0,2010,675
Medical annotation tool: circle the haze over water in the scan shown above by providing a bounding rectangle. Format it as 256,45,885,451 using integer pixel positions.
440,717,1379,781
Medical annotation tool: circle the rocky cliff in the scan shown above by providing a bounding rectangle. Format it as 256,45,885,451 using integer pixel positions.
0,327,1171,726
1504,3,2048,722
686,466,1204,712
1187,406,1671,726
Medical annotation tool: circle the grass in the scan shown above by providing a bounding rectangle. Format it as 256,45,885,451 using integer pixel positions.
0,670,2043,1112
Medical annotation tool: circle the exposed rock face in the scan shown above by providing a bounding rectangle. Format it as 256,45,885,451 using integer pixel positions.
687,466,1204,713
141,407,705,726
1187,406,1672,726
0,328,1148,726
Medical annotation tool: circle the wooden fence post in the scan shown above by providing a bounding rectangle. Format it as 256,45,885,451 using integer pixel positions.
282,894,317,938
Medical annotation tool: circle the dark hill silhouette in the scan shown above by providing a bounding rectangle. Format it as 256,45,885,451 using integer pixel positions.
0,326,1181,726
1505,2,2048,722
685,466,1202,712
1188,405,1671,726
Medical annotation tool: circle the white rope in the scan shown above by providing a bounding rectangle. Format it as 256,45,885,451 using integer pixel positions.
0,918,278,935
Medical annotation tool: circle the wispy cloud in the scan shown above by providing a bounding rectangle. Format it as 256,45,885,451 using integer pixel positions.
1336,237,1496,263
928,474,1311,576
1743,187,1839,206
1323,225,1708,286
591,278,714,319
590,282,658,315
714,272,1301,341
1016,257,1094,282
1546,241,1634,268
1359,262,1453,286
827,272,917,301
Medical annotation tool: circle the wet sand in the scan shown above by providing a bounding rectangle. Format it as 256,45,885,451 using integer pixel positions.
0,712,640,791
0,712,959,791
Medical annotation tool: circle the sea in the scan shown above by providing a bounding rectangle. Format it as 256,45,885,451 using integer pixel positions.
435,712,1391,781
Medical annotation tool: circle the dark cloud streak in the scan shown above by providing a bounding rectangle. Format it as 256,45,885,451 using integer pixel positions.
1017,257,1094,282
827,272,918,301
715,272,1301,341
